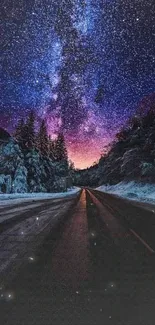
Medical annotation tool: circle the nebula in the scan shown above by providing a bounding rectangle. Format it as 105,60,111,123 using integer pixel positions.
1,0,155,168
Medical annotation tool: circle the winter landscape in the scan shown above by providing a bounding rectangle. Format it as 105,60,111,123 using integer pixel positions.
0,98,155,203
0,1,155,325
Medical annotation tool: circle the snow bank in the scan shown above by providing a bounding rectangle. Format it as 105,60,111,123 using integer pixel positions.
97,182,155,204
0,187,81,206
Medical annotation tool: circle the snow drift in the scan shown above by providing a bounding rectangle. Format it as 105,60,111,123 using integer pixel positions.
97,181,155,204
0,187,81,206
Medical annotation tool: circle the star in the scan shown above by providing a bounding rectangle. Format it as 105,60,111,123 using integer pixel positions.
1,0,154,169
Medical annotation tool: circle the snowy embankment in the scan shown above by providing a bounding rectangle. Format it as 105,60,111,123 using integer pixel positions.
97,182,155,204
0,187,81,206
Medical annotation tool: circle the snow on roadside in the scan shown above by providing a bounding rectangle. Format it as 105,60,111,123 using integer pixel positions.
97,181,155,204
0,187,81,206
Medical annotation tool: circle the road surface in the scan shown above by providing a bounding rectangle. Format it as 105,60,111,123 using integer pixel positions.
0,189,155,325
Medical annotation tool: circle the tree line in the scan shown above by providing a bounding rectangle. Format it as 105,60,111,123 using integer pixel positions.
14,111,68,164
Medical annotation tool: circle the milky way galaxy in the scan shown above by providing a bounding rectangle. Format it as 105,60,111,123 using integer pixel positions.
1,0,155,168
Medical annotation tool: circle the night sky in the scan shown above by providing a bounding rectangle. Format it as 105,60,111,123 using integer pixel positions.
1,0,155,168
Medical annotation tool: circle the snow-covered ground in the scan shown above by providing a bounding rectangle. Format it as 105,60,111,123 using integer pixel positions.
0,187,81,206
97,182,155,204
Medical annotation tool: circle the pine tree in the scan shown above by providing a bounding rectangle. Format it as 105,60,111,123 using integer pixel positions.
48,136,56,161
55,133,68,163
38,119,49,156
14,118,25,142
69,159,75,170
14,118,28,148
68,159,75,178
26,111,36,149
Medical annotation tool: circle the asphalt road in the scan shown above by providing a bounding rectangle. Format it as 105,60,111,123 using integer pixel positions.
0,189,155,325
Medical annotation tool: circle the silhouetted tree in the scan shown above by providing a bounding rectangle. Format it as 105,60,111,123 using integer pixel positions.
37,120,49,156
14,118,29,148
26,111,36,148
48,136,56,161
55,133,68,163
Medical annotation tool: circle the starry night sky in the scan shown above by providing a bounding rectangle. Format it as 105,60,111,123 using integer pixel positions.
1,0,155,168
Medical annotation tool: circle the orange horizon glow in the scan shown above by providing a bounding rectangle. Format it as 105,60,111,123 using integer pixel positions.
67,142,103,169
66,132,113,169
69,155,99,170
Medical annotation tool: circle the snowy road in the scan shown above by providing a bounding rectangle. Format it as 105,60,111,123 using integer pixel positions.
0,193,80,285
0,189,155,325
91,189,155,251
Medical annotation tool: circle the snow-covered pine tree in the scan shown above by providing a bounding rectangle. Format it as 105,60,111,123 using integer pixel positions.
37,119,49,156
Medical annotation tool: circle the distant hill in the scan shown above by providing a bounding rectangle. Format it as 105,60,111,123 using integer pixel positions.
74,97,155,186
